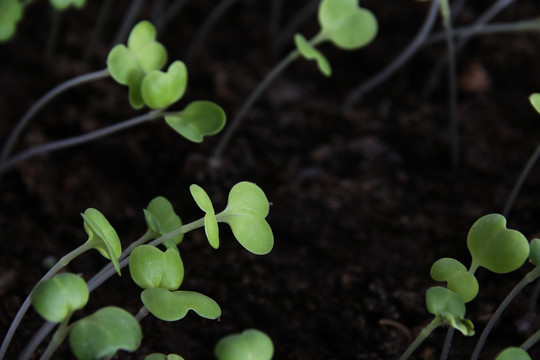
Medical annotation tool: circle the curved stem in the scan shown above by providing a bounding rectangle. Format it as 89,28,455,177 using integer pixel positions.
470,266,540,360
185,0,240,64
210,49,301,163
0,68,110,162
0,109,163,175
0,242,93,360
17,322,56,360
521,328,540,351
341,0,439,113
503,144,540,218
440,327,455,360
399,317,443,360
38,316,72,360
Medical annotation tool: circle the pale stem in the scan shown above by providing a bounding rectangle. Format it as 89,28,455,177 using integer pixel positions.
399,317,443,360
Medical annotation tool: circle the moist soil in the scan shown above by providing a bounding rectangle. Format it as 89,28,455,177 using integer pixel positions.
2,1,540,359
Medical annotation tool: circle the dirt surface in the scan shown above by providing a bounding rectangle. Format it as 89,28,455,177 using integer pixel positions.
2,1,540,359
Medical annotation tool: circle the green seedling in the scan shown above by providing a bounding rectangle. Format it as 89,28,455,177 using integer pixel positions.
430,257,478,303
69,306,142,360
144,196,184,248
190,181,274,255
0,0,24,42
129,245,184,290
210,0,378,162
31,273,89,324
494,347,531,360
215,329,274,360
49,0,86,11
164,100,226,143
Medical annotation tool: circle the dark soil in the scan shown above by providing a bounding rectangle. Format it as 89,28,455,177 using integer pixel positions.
2,1,540,359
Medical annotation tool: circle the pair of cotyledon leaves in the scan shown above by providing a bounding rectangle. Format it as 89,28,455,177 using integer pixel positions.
427,214,530,336
31,273,142,360
0,0,84,42
107,21,225,142
295,0,378,77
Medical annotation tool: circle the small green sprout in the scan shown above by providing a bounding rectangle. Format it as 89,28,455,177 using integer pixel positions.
425,286,474,336
69,306,142,360
494,347,531,360
165,101,227,143
215,329,274,360
81,208,122,275
467,213,529,274
430,257,479,303
129,245,184,290
107,21,168,109
294,34,331,76
141,288,221,321
0,0,23,42
31,273,88,323
146,354,185,360
49,0,86,11
141,60,188,109
144,196,184,247
190,182,274,255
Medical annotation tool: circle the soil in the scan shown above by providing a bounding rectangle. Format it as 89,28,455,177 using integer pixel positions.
2,1,540,359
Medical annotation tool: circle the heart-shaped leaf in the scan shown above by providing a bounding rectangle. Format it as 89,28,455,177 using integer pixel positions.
144,196,183,246
69,306,142,360
215,329,274,360
129,245,184,290
49,0,86,11
294,33,332,77
107,21,167,109
495,347,532,360
467,214,529,274
430,258,479,303
31,273,88,323
146,354,185,360
425,286,474,336
529,93,540,115
217,182,274,255
141,288,221,321
142,60,188,109
81,208,122,275
165,101,226,142
190,184,219,249
0,0,23,42
318,0,378,50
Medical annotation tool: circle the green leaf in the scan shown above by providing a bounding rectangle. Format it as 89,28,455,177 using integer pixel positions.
529,93,540,115
31,273,88,323
145,354,185,360
530,238,540,266
142,60,188,109
215,329,274,360
318,0,378,50
425,286,474,336
0,0,23,42
107,21,167,109
81,208,122,275
190,184,220,249
494,347,532,360
49,0,86,11
164,101,226,142
141,288,221,321
467,214,530,274
217,182,274,255
144,196,183,246
69,307,142,360
294,33,332,77
430,258,479,303
129,245,184,290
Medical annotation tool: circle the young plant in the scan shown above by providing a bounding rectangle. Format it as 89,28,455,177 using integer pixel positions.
399,213,531,360
0,0,24,42
0,20,226,175
210,0,378,162
1,181,274,360
215,329,274,360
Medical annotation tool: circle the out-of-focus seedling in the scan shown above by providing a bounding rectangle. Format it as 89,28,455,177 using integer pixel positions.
0,0,24,42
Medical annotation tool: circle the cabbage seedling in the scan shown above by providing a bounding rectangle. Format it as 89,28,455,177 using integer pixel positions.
215,329,274,360
0,0,24,42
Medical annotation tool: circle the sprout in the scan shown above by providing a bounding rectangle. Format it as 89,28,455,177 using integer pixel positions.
215,329,274,360
165,101,226,143
430,257,479,303
144,196,184,247
494,347,531,360
141,288,221,321
129,245,184,290
0,0,23,42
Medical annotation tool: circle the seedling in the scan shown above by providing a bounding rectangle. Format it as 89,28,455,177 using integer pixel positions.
215,329,274,360
1,181,274,359
0,0,24,42
0,20,226,175
210,0,378,162
399,213,531,360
